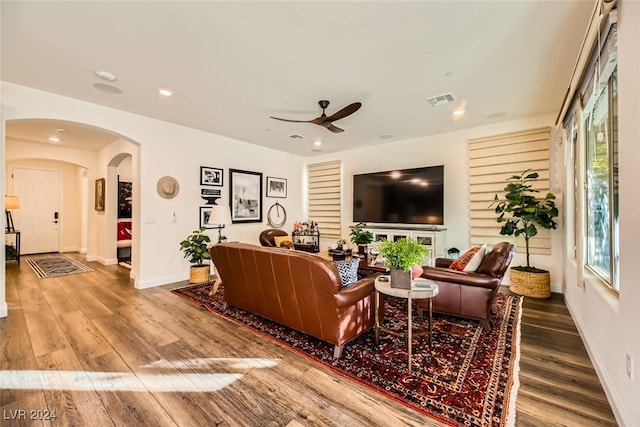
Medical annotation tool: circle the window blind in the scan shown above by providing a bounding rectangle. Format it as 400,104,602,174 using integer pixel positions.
307,160,341,239
469,127,551,255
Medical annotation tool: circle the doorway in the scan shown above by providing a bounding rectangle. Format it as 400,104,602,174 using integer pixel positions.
9,167,61,254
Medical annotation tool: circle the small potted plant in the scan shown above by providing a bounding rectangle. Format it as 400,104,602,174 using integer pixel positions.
350,227,374,256
179,227,212,283
490,169,559,298
378,238,429,289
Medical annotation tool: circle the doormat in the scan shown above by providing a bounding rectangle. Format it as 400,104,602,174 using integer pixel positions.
25,255,93,279
172,282,522,426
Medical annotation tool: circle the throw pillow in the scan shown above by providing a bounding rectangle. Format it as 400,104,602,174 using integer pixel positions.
273,235,293,249
449,244,487,272
332,258,360,287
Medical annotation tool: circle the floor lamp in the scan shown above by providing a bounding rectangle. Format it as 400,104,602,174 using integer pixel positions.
207,204,232,297
5,195,20,233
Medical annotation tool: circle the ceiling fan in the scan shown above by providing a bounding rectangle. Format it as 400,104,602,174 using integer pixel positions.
270,100,362,133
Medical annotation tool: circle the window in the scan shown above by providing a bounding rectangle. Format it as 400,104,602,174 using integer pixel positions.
307,160,341,239
584,68,619,290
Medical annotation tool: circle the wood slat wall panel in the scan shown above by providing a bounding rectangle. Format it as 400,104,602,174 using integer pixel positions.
469,150,549,168
470,170,550,185
469,127,551,254
470,159,549,177
308,160,342,239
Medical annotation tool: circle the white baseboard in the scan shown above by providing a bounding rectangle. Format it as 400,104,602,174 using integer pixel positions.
135,273,188,289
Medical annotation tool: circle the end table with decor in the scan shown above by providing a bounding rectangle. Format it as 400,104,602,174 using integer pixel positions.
374,274,438,374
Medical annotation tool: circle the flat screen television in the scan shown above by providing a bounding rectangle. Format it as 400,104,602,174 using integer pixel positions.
353,165,444,225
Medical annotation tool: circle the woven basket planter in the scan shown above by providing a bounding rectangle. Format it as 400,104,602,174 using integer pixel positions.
189,264,211,284
509,268,550,298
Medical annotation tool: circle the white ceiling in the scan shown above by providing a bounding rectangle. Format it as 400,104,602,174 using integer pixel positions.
1,1,594,156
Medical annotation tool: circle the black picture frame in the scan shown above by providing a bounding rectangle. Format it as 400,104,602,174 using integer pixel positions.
199,206,211,228
200,166,223,186
229,169,262,223
118,181,132,218
266,176,287,198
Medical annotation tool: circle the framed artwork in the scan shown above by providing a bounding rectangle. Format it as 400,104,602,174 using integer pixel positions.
200,166,223,186
200,206,211,228
229,169,262,223
266,176,287,198
95,178,105,211
118,181,132,218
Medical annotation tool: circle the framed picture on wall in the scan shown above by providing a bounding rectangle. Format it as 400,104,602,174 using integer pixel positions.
266,176,287,198
200,166,223,186
95,178,105,211
229,169,262,223
199,206,211,228
118,181,132,218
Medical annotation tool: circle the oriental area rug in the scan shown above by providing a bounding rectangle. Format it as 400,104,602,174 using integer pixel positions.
25,255,93,279
171,283,522,427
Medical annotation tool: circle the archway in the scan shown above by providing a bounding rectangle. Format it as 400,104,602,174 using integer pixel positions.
4,119,141,281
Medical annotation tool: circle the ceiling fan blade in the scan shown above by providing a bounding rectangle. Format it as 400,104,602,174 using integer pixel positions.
326,102,362,122
324,123,344,133
269,116,313,123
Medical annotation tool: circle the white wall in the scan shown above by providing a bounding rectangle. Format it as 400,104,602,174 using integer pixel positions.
561,1,640,425
1,82,305,291
308,113,564,291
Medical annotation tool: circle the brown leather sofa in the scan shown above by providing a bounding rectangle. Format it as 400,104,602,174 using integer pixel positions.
417,242,515,330
210,242,377,358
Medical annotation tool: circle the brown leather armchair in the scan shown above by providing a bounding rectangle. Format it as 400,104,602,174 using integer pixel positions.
417,242,515,330
259,228,289,247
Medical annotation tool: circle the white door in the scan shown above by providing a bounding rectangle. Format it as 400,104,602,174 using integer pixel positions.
10,167,61,254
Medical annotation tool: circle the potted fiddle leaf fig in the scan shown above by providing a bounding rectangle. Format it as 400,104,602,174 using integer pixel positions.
350,226,374,256
378,237,429,289
179,226,212,283
490,169,559,298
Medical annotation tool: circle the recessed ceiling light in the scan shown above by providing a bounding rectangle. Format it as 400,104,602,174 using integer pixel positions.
93,82,122,94
379,134,393,140
158,88,174,97
314,140,322,147
289,134,304,139
49,136,60,142
95,70,117,81
486,112,507,119
55,128,67,134
453,109,465,116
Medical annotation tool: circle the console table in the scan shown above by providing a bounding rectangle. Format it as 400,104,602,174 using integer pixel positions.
316,251,387,277
5,229,21,265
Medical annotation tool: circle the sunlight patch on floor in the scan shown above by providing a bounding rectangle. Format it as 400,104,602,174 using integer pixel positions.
1,358,280,392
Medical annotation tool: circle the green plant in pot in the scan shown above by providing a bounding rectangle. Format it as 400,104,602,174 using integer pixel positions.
490,169,559,298
179,226,212,283
350,227,374,256
378,237,429,289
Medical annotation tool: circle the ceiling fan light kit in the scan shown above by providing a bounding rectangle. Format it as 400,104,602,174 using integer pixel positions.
270,99,362,133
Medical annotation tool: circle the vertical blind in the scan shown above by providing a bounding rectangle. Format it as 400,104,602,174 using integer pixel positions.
307,160,341,239
468,127,552,254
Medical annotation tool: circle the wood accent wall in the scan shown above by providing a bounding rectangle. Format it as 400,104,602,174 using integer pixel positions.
307,160,342,239
469,127,552,255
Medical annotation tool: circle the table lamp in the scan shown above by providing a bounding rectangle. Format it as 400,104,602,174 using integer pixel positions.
5,195,20,233
207,204,232,243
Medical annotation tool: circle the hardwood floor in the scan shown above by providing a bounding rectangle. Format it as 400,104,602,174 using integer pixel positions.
1,255,617,426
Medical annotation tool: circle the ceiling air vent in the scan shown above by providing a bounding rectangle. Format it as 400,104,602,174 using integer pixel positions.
427,93,455,107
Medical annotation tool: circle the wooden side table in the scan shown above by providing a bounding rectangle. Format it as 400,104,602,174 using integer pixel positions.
374,275,438,373
5,229,21,265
